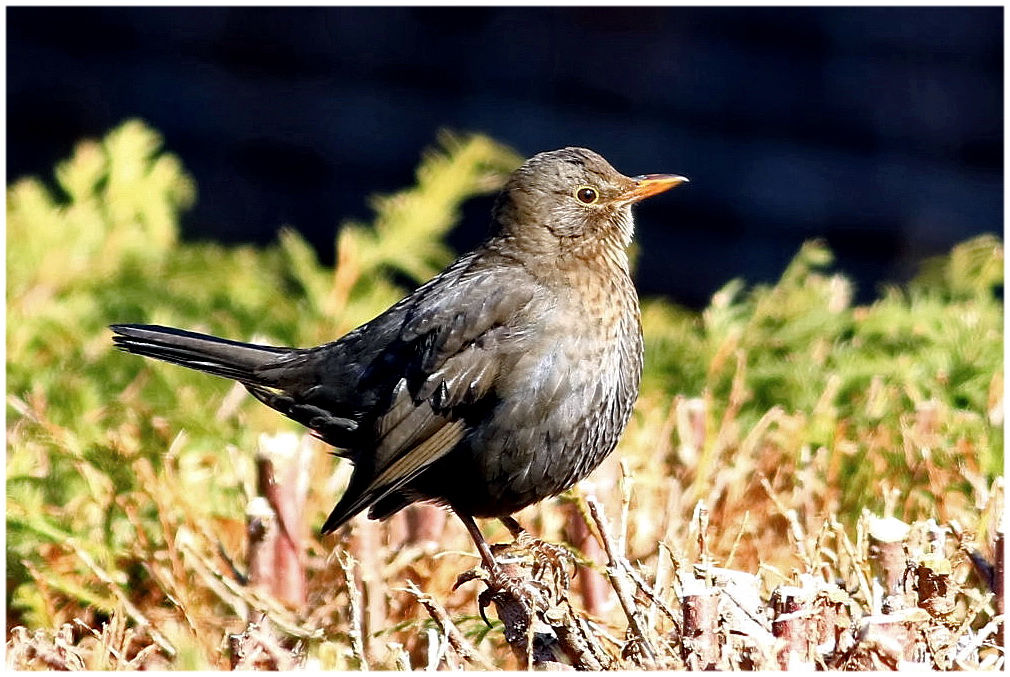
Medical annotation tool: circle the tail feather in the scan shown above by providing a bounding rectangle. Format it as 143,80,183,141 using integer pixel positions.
110,324,289,385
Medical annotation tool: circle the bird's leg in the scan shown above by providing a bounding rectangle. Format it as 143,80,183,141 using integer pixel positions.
456,510,500,575
452,509,552,628
499,514,526,538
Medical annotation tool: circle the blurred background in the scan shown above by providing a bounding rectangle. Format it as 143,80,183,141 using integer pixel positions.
7,5,1003,308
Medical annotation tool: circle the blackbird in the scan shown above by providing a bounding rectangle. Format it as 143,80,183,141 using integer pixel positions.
111,147,686,573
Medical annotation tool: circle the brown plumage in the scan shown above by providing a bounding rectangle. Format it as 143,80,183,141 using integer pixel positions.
111,147,686,570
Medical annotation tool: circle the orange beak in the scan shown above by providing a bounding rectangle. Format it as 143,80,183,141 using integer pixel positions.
622,174,689,203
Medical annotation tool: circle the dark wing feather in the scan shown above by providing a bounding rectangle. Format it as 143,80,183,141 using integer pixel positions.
321,261,546,531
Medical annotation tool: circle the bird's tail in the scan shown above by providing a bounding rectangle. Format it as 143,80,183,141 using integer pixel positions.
110,324,290,385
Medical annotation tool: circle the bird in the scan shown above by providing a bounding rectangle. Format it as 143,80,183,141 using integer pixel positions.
111,147,687,578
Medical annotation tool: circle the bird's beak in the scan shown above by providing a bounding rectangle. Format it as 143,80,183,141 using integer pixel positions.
622,174,689,203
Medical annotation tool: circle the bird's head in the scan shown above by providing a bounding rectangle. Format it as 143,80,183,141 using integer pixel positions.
491,147,687,265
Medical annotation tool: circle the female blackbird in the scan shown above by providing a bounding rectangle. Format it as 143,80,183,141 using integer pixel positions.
112,147,686,571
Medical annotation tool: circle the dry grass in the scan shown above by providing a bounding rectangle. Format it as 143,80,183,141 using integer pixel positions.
8,401,1003,670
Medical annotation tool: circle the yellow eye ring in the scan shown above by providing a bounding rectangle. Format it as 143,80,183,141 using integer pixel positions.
574,186,599,205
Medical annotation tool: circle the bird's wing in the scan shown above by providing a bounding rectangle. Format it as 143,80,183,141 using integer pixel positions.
321,264,547,532
401,267,543,408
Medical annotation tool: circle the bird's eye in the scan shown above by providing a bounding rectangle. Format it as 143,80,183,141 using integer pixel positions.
574,186,599,205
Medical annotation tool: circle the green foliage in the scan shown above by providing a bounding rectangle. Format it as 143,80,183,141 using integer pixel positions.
642,236,1003,512
8,119,195,301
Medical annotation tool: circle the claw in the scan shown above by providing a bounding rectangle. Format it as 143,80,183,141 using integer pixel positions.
514,535,577,590
477,588,496,627
453,566,489,591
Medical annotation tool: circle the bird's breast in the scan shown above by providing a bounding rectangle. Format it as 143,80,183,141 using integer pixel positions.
467,261,644,506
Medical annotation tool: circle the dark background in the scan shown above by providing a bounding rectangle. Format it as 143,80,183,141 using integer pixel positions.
7,6,1003,308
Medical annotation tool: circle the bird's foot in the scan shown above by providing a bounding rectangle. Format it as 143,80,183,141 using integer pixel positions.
507,532,577,591
454,550,554,628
